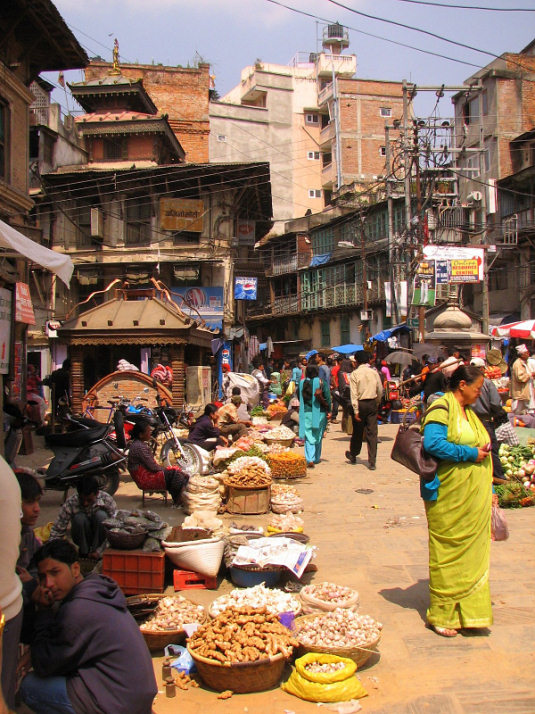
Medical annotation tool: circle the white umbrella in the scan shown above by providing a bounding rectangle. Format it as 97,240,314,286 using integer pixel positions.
491,320,535,340
0,219,73,286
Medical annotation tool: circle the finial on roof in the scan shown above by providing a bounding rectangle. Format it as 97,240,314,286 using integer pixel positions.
109,38,121,75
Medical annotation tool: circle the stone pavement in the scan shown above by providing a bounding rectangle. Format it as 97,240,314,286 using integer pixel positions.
15,422,535,714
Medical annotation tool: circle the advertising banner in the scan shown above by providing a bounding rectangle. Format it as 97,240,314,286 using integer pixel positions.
171,286,223,329
234,277,258,301
15,282,36,324
237,220,256,246
423,245,484,283
0,287,11,374
412,260,436,307
160,198,204,232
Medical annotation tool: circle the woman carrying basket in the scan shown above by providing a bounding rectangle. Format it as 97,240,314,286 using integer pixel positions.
421,364,493,637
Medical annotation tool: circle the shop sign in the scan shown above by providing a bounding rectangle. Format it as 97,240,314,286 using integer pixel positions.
234,277,257,301
160,198,204,232
0,287,11,374
15,282,35,324
237,219,256,246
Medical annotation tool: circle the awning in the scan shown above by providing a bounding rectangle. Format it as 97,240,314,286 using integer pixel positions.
310,253,332,267
331,343,364,354
0,219,73,286
370,323,409,342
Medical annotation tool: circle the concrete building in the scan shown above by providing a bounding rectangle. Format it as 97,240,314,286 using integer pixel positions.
452,40,535,322
210,24,404,232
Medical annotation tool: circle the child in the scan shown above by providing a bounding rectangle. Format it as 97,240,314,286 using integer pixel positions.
15,470,43,584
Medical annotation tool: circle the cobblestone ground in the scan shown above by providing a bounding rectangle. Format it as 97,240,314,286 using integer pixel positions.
16,422,535,714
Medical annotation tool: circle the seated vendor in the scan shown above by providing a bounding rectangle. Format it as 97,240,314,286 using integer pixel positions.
20,540,157,714
281,397,300,435
217,394,251,442
188,403,228,452
127,420,189,507
49,476,117,559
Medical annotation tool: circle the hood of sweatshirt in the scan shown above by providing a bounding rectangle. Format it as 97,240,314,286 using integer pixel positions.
65,574,126,611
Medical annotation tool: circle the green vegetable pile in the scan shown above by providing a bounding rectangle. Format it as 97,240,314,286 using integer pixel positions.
498,444,535,481
250,406,266,417
227,445,268,465
494,482,532,509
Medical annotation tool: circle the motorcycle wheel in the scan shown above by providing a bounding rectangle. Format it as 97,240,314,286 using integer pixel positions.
95,467,120,496
161,439,202,475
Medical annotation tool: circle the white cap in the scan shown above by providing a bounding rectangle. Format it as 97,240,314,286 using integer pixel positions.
470,357,486,368
516,344,529,354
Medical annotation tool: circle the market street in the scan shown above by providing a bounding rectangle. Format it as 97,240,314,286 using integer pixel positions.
17,423,535,714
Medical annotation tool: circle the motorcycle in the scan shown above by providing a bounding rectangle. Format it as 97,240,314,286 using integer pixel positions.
41,414,125,495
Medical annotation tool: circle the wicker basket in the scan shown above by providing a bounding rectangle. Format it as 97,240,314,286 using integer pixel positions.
126,593,164,621
293,614,381,668
187,648,288,693
264,436,295,448
140,611,209,652
105,529,146,550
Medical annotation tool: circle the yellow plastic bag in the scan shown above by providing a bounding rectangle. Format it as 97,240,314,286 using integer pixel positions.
295,653,356,683
281,653,368,703
34,522,53,543
286,381,296,397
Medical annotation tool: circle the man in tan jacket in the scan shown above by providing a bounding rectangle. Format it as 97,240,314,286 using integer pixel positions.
511,344,532,414
347,351,383,470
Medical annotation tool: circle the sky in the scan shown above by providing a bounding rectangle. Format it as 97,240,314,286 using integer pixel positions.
47,0,535,118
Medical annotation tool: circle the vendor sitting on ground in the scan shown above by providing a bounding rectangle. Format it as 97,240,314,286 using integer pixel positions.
20,539,157,714
49,476,117,559
188,403,228,452
128,420,189,506
281,396,300,435
217,394,251,441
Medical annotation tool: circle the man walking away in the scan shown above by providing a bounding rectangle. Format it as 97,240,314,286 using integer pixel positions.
346,351,383,470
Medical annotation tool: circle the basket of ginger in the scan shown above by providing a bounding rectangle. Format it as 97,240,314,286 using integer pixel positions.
187,606,298,693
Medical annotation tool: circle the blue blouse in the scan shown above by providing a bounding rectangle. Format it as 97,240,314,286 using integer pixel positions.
421,422,479,501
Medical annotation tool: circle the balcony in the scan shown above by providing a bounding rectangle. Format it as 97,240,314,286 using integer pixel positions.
273,295,299,315
321,162,336,189
318,83,333,107
268,254,298,276
316,53,356,79
319,121,335,147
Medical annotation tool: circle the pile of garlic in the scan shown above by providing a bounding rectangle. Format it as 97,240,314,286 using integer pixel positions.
140,595,206,632
209,583,301,617
295,608,382,649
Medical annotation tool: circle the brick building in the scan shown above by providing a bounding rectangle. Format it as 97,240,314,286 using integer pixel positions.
84,60,211,162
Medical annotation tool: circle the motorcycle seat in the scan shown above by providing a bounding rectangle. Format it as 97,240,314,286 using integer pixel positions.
45,424,109,447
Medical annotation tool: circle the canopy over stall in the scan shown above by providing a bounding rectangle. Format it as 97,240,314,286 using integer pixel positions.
490,320,535,340
0,219,73,286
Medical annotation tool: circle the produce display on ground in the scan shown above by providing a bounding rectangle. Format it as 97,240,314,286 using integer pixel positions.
140,595,206,632
495,482,534,508
209,583,301,617
264,424,297,441
267,513,304,532
300,582,359,613
498,443,535,482
267,402,288,419
187,606,299,663
267,451,307,479
294,609,382,649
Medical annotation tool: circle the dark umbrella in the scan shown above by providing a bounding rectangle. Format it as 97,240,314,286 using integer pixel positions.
385,350,419,367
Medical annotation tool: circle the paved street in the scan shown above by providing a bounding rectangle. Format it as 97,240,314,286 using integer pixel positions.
16,422,535,714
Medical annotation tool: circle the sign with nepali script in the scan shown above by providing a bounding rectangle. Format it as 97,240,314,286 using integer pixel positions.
160,198,204,232
15,282,35,324
423,245,484,284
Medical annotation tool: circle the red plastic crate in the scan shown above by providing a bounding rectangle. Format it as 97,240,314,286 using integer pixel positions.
102,549,165,594
173,568,217,591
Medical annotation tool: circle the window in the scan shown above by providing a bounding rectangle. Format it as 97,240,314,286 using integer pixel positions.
103,136,127,160
380,107,392,117
481,91,488,116
320,320,330,348
340,314,350,344
307,151,320,160
322,152,332,167
308,189,321,198
305,113,319,125
312,227,334,254
75,200,93,248
379,146,386,157
462,96,479,125
0,101,8,181
126,196,152,246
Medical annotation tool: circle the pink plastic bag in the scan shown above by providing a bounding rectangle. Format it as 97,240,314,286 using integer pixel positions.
491,504,509,541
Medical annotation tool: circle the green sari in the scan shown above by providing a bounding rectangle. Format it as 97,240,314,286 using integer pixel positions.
422,392,493,629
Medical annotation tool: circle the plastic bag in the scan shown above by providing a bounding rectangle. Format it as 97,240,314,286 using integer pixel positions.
295,654,356,683
491,504,509,541
282,663,367,703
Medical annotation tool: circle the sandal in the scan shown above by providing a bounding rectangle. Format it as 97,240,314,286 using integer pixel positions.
427,623,458,637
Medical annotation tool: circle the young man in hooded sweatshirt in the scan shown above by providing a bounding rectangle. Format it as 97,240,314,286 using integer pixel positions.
20,540,157,714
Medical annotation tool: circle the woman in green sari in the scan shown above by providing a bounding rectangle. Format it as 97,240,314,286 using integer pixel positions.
421,364,493,637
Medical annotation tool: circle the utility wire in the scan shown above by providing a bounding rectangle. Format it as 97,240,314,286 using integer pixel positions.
389,0,535,11
264,0,482,69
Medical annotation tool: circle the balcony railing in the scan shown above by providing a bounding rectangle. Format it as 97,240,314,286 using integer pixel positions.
316,53,356,79
273,295,299,315
270,255,298,276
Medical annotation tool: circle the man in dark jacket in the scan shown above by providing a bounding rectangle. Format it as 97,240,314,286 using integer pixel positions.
20,540,157,714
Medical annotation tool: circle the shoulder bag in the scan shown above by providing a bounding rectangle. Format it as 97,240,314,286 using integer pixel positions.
390,403,448,482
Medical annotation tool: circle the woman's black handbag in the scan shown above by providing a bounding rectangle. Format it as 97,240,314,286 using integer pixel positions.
390,404,447,482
